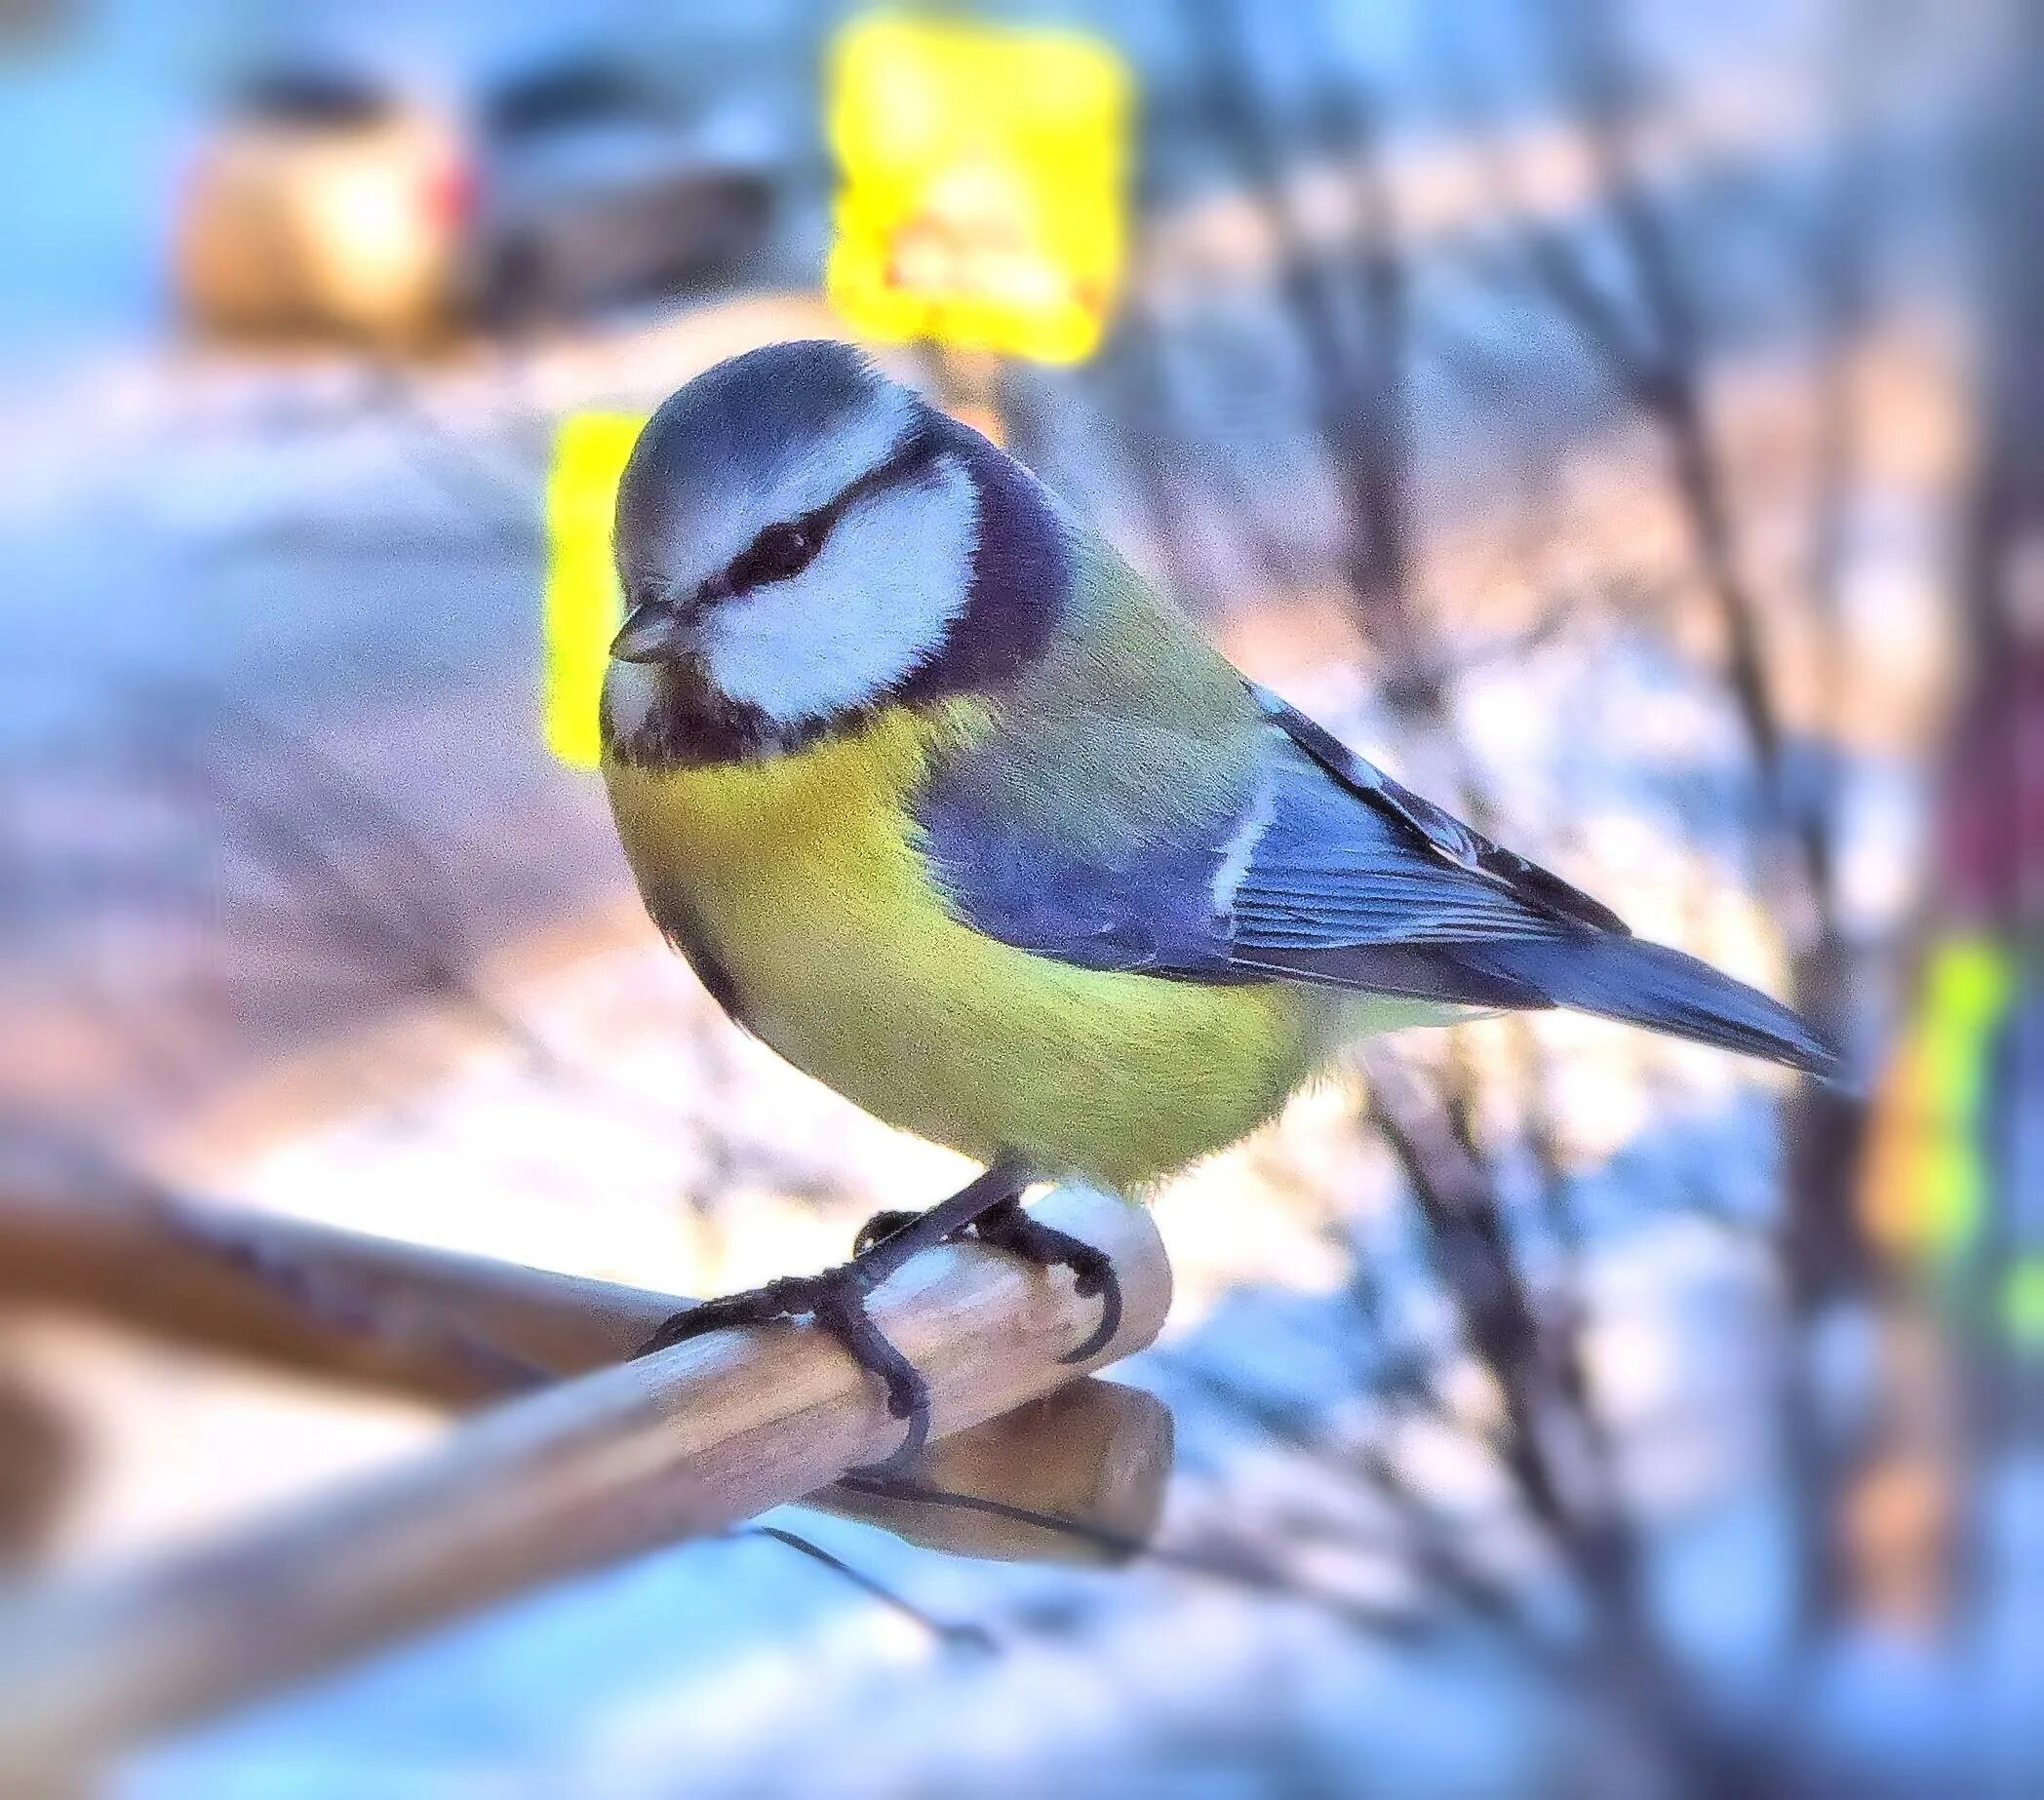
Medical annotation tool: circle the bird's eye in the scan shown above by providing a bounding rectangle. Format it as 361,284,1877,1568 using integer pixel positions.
738,521,817,587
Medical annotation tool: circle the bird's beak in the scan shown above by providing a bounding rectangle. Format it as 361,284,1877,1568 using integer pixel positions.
610,598,691,664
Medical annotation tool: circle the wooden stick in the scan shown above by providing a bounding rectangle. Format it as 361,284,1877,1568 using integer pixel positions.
0,1141,671,1404
0,1182,1169,1772
826,1380,1174,1566
0,1146,1174,1565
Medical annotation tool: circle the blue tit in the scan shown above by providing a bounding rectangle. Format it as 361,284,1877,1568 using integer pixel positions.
602,340,1835,1457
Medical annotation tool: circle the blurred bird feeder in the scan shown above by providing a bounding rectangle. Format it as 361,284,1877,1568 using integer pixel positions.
825,15,1132,369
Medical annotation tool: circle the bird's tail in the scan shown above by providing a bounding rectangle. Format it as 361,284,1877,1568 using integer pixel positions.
1461,935,1842,1079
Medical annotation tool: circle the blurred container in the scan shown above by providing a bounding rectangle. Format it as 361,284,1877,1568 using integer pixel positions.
173,69,466,350
172,59,776,351
473,61,774,333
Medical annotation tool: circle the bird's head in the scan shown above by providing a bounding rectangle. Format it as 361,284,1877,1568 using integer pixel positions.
603,339,1067,766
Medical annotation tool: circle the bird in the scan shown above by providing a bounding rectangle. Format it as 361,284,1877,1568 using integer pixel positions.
601,338,1837,1467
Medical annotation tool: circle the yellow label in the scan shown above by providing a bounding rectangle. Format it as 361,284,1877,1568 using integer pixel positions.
826,15,1131,365
543,412,648,767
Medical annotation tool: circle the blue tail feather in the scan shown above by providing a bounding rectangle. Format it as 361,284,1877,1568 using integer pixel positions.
1461,936,1841,1079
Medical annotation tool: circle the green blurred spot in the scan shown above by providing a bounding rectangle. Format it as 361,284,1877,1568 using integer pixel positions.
1925,937,2015,1026
2003,1259,2044,1351
1915,935,2016,1258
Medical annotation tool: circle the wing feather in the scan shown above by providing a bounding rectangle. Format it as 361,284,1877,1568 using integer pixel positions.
916,683,1587,982
1245,683,1630,937
911,676,1837,1076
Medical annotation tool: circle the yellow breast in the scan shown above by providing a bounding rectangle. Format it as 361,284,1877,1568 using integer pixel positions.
603,705,1324,1189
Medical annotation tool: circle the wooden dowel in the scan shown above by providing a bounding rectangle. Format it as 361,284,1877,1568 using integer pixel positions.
0,1183,1169,1772
826,1380,1174,1566
0,1149,1175,1566
0,1144,672,1404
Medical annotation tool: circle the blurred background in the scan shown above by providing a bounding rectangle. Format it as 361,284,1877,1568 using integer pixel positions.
0,0,2036,1792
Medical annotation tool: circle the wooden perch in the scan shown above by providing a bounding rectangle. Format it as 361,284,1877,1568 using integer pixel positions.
0,1145,1174,1563
826,1379,1173,1565
0,1139,679,1403
0,1179,1169,1772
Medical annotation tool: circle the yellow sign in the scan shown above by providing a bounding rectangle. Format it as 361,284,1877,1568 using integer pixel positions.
543,411,647,768
826,15,1132,365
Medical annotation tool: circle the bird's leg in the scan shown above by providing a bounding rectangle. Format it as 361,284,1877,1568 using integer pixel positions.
636,1154,1035,1475
853,1179,1124,1368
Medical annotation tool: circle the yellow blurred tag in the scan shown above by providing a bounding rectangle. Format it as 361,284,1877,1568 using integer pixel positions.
543,412,647,768
827,15,1131,365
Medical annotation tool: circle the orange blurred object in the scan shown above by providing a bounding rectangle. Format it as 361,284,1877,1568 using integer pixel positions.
174,62,774,350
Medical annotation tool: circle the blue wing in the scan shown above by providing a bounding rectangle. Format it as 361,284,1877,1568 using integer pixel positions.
914,681,1838,1076
916,682,1604,979
1242,685,1627,939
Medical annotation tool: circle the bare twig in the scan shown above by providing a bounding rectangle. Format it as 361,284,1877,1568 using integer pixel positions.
730,1525,999,1654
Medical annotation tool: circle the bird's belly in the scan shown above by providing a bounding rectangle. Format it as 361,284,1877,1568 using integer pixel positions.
742,924,1321,1190
605,719,1325,1189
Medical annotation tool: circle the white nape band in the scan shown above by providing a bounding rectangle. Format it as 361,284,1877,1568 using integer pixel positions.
601,657,662,740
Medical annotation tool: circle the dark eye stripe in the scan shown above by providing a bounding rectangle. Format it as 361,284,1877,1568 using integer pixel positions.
704,420,945,604
726,520,820,590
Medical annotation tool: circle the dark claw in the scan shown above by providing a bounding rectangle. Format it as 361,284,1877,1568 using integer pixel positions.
633,1161,1055,1479
851,1208,922,1260
813,1279,931,1475
638,1283,803,1356
966,1202,1125,1366
636,1270,932,1473
850,1405,929,1478
1056,1248,1123,1364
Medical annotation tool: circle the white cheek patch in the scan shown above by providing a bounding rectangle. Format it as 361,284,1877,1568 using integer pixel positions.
602,658,661,740
698,456,979,726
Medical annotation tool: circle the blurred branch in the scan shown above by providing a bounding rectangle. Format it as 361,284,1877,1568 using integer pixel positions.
0,1137,624,1404
134,685,523,1053
0,1367,79,1571
1180,0,1422,664
1797,3,1891,917
1510,0,1885,1336
98,677,737,1155
1556,10,1791,808
1358,1049,1570,1527
1161,3,1684,1727
1164,1355,1534,1640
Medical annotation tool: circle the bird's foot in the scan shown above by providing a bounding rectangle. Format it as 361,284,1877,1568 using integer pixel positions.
639,1156,1095,1478
852,1195,1123,1366
637,1266,931,1476
966,1197,1124,1363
